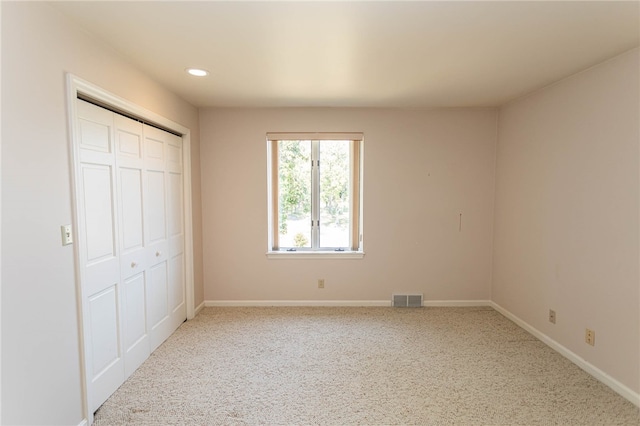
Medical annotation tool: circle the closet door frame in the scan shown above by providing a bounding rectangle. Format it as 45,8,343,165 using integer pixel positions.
65,74,195,425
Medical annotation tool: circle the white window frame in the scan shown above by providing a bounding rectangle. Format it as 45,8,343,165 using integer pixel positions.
266,132,364,259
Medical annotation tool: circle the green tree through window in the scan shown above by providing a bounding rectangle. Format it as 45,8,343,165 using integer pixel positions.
278,140,311,236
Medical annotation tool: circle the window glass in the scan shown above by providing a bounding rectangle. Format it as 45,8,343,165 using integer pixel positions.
319,140,350,248
277,140,311,248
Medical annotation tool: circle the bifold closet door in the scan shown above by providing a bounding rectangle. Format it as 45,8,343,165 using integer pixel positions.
76,100,125,411
144,126,171,351
164,127,187,335
144,125,186,351
114,114,150,378
75,99,186,412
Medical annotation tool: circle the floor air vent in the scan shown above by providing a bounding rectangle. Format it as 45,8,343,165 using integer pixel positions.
392,294,423,308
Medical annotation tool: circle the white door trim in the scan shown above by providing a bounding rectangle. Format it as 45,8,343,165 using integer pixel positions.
65,74,195,424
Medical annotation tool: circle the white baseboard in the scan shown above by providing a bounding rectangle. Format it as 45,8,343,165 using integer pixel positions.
204,299,492,308
77,419,88,426
204,300,390,307
194,300,205,316
423,299,492,307
491,301,640,408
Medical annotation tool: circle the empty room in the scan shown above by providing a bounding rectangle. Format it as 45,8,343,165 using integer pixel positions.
1,1,639,425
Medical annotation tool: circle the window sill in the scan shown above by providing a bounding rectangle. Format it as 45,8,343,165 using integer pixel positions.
266,251,365,259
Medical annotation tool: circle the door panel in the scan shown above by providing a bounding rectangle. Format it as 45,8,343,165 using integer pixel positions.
115,114,150,380
118,129,142,158
123,273,146,349
115,115,143,168
169,254,185,311
145,139,163,160
123,272,148,376
88,286,120,376
84,257,120,298
79,120,111,152
166,142,182,173
77,99,124,413
168,172,183,237
144,126,171,350
81,165,116,262
144,129,165,172
146,170,166,244
167,167,186,328
87,285,122,409
119,168,144,251
169,235,185,258
78,106,113,153
148,262,168,327
148,260,171,351
144,124,186,347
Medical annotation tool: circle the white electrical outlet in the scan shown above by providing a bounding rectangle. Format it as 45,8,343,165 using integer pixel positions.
318,279,325,289
61,224,73,246
549,309,556,324
585,329,595,346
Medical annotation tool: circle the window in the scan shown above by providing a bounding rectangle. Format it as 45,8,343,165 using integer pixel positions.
267,133,363,257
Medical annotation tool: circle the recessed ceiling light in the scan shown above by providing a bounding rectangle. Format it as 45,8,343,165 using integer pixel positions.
186,68,209,77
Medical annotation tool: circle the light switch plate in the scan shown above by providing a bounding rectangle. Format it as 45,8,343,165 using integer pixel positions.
61,224,73,246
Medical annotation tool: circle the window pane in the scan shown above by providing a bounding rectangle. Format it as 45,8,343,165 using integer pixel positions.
319,140,350,248
278,140,311,248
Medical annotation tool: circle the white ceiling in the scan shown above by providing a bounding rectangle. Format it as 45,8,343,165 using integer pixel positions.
53,1,639,108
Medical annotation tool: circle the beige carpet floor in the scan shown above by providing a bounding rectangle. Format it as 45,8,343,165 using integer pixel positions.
94,307,640,425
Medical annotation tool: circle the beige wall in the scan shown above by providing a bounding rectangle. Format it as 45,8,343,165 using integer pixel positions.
1,3,203,424
200,108,497,303
492,49,639,393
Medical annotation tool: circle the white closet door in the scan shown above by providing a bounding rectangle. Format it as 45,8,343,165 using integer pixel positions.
144,125,173,351
114,114,150,377
76,99,124,411
75,100,187,412
165,130,187,331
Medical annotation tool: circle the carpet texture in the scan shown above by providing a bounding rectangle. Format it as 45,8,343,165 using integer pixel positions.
94,307,640,425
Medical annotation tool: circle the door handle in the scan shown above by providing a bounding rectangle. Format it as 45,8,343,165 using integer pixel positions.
131,262,137,268
156,251,162,257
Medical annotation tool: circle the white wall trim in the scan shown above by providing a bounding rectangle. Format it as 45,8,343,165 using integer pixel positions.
0,2,3,417
205,300,391,307
423,299,492,307
204,299,492,308
77,419,88,426
182,132,195,320
491,301,640,408
266,252,365,260
194,301,205,316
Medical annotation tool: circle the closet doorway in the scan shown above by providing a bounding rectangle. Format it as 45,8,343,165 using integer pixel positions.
67,75,195,423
